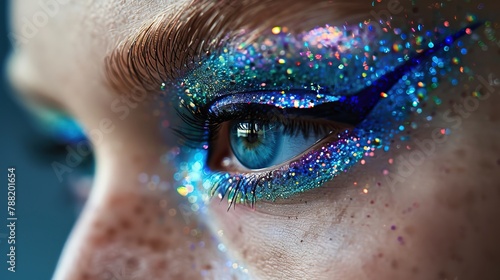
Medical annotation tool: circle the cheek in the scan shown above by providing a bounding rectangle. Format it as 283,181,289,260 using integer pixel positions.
359,104,500,278
58,189,232,280
207,183,390,279
207,111,500,280
361,153,500,279
67,193,187,279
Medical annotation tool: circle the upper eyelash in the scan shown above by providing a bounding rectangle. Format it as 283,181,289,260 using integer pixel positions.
173,102,345,148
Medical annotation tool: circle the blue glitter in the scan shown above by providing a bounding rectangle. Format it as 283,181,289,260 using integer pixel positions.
169,22,481,205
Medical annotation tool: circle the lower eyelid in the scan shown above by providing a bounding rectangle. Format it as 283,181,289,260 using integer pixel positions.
208,131,364,206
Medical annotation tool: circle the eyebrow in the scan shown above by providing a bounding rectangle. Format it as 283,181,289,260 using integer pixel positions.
105,0,369,97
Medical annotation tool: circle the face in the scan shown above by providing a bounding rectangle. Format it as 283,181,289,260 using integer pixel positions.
8,0,500,279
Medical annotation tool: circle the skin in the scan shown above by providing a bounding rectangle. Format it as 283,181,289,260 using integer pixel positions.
7,0,500,279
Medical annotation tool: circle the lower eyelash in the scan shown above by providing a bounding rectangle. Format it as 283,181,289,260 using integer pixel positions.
209,132,361,209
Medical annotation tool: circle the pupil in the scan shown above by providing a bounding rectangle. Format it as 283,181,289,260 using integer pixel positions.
230,120,282,169
246,124,259,144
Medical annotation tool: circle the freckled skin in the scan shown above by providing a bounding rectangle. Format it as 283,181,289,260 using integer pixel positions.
7,0,500,279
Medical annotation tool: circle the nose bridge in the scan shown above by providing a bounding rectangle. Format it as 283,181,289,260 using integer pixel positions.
52,192,155,279
52,188,223,280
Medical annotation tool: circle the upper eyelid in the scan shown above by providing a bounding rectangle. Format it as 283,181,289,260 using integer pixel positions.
187,22,482,115
174,22,481,149
104,0,371,97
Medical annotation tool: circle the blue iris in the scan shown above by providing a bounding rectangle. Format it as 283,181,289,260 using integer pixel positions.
229,120,326,169
229,121,282,169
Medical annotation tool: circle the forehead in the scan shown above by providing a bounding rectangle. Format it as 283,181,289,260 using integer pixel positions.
8,0,184,103
8,0,362,106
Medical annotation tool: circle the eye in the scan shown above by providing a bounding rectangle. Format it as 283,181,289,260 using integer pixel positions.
172,23,481,206
229,121,284,169
199,101,355,173
227,117,344,170
229,121,321,170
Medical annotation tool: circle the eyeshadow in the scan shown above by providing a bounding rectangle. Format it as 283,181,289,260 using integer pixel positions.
167,16,482,207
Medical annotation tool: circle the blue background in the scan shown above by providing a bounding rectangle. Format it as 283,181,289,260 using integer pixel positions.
0,2,79,279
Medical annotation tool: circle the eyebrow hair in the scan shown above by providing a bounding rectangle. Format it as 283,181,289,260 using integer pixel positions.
105,0,369,96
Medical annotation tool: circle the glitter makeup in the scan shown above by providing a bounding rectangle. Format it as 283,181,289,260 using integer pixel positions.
170,18,482,207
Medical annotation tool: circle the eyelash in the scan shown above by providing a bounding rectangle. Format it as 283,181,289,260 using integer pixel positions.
174,102,344,148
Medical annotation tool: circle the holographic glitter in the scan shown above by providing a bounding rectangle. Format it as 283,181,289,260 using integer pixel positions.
169,17,482,206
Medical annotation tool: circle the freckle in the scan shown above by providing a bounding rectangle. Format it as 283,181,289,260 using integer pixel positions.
329,238,333,241
496,159,500,166
391,225,396,231
300,240,303,243
397,236,405,245
436,193,460,210
391,260,399,270
404,226,416,236
366,215,371,218
91,234,106,246
154,259,167,270
411,266,419,274
148,238,167,251
131,154,142,164
93,220,103,228
438,270,448,279
378,252,384,258
479,159,494,170
238,226,243,233
456,166,466,173
144,217,152,225
120,219,132,230
463,190,477,205
126,257,139,269
455,149,466,157
370,200,375,204
105,227,117,240
163,227,173,235
81,272,91,280
137,237,145,246
350,214,355,218
134,205,144,215
203,264,213,270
